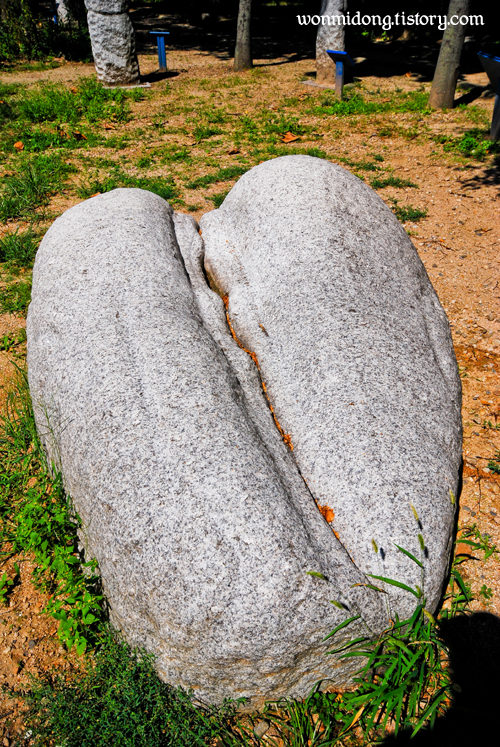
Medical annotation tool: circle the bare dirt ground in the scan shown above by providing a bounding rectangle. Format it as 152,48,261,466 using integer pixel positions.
0,49,499,744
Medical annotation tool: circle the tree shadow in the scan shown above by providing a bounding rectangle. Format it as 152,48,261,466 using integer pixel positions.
382,611,500,746
140,70,180,84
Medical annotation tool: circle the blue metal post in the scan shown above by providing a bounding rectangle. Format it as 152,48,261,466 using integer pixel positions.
157,35,166,71
335,61,344,99
150,31,169,73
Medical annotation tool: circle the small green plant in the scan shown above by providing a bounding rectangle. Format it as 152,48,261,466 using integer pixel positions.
0,327,27,352
209,190,230,208
0,561,20,604
390,201,428,222
488,451,500,474
371,175,418,189
479,584,493,601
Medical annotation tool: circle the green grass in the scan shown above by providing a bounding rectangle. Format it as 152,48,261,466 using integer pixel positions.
77,168,180,203
185,165,249,189
371,175,419,189
0,154,76,222
312,90,431,118
0,228,39,268
0,278,31,313
435,128,500,161
391,203,428,222
13,79,145,125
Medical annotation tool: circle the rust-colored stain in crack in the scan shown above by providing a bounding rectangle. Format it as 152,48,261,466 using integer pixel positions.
317,504,335,524
222,295,294,452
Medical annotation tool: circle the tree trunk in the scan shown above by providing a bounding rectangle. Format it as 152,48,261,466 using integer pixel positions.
234,0,252,71
316,0,346,85
428,0,470,109
0,0,7,23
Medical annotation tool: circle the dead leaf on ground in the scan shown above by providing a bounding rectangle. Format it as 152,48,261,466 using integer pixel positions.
228,147,240,155
72,131,87,141
103,122,116,130
282,131,300,144
70,86,77,93
13,141,24,151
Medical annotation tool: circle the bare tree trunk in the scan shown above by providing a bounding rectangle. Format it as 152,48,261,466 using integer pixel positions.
429,0,470,109
316,0,346,85
234,0,252,71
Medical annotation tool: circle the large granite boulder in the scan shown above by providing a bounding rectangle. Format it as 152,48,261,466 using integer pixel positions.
84,0,140,87
200,156,462,620
27,156,461,706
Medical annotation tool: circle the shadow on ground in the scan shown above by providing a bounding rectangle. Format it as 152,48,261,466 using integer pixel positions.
383,611,500,745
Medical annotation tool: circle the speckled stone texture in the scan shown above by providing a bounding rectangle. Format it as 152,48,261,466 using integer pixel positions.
316,0,346,85
84,0,140,86
200,155,462,620
27,188,386,708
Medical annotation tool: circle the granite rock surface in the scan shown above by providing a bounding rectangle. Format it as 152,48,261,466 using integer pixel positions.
316,0,346,85
84,0,140,86
200,155,462,620
27,187,386,707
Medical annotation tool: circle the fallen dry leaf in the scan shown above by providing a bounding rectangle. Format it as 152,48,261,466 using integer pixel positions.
70,86,77,93
228,147,240,155
103,122,116,130
72,131,87,141
13,141,24,151
282,131,300,144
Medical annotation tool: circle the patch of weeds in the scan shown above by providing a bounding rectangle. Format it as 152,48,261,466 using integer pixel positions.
136,156,152,169
1,123,103,153
312,90,431,118
0,327,26,352
0,228,39,268
371,175,418,189
102,135,130,150
21,629,245,747
488,451,500,475
0,278,32,314
77,168,180,204
479,584,493,601
457,104,489,125
435,128,500,161
372,153,384,162
193,123,223,142
0,154,76,222
185,165,248,190
0,371,104,653
0,561,20,604
389,199,428,222
209,190,230,208
14,78,144,125
259,145,328,160
158,145,192,164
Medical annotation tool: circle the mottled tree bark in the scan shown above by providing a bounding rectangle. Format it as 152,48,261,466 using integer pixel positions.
429,0,470,109
316,0,346,85
234,0,252,71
